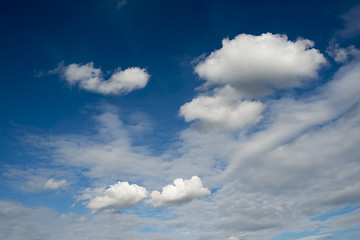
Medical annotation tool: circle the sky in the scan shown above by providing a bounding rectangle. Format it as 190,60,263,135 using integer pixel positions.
1,0,360,239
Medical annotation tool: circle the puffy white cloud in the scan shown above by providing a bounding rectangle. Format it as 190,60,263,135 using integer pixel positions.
86,181,148,211
44,178,68,190
180,86,264,131
62,62,149,95
150,176,210,207
180,33,326,132
195,33,326,96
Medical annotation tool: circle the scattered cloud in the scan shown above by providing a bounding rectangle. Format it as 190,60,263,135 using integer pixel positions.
150,176,210,207
194,33,326,96
61,62,150,95
85,181,148,211
3,168,70,192
44,178,68,190
117,0,127,9
326,43,360,63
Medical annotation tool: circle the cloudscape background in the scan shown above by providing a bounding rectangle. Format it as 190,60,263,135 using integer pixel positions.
1,0,360,239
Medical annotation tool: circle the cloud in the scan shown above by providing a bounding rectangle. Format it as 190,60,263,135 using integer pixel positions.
117,0,127,9
16,59,360,239
62,62,150,95
180,86,265,131
150,176,210,207
195,33,326,96
326,43,360,63
229,237,241,240
180,33,326,132
44,178,68,190
337,4,360,38
85,181,148,211
3,168,70,192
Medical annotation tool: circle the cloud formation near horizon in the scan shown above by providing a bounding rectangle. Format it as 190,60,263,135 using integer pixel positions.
61,62,150,95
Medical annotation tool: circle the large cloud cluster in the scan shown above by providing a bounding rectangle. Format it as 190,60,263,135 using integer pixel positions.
180,33,326,131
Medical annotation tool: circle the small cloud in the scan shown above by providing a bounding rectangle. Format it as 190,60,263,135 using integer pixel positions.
57,62,150,95
85,181,148,211
326,43,360,63
33,69,44,78
150,176,210,207
117,0,127,9
44,178,68,190
229,237,241,240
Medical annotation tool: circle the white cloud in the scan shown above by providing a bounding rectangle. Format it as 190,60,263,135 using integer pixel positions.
62,62,149,95
150,176,210,207
229,236,241,240
86,181,148,211
326,43,360,63
3,168,71,192
180,86,264,131
195,33,326,96
180,33,326,132
44,178,68,190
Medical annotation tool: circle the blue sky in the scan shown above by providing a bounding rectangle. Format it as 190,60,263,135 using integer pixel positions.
1,0,360,239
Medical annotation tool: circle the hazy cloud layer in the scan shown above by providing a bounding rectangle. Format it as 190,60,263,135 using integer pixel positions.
62,62,149,95
150,176,210,207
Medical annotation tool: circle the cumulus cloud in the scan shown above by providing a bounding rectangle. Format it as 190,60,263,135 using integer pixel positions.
195,33,326,96
86,181,148,211
180,86,265,131
62,62,150,95
180,33,326,132
44,178,68,190
150,176,210,207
